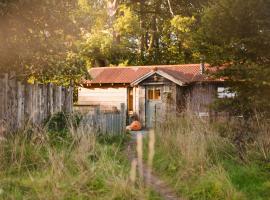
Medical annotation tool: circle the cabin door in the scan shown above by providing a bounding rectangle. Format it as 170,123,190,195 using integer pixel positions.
146,86,162,128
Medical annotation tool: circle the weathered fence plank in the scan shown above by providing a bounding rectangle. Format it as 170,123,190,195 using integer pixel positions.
79,103,126,135
17,81,24,128
47,83,54,116
0,74,73,133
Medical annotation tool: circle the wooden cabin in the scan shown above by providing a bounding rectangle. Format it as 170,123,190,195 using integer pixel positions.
78,64,225,128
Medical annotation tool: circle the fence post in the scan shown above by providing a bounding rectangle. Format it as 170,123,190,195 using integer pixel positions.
0,75,4,121
69,80,74,112
63,85,73,113
37,84,43,124
0,74,8,133
17,81,24,129
32,83,38,124
0,76,3,123
3,74,8,119
120,103,126,133
94,105,101,133
61,87,65,112
41,84,48,121
25,83,33,123
47,83,54,116
8,77,17,131
57,86,62,112
53,85,62,113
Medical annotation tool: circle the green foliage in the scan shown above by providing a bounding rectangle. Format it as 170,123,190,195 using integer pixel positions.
0,1,77,76
171,16,196,33
0,0,209,78
194,0,270,117
80,31,113,67
113,5,140,37
46,112,82,133
224,161,270,199
191,166,246,200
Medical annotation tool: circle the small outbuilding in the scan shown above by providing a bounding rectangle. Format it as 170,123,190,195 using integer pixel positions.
78,64,225,128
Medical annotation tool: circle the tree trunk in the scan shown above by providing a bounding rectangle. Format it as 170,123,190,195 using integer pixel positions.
147,0,161,63
139,0,146,62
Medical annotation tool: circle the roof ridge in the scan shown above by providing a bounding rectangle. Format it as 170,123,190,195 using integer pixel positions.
89,64,203,70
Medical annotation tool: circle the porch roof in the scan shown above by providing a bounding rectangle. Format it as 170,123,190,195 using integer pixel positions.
83,64,218,86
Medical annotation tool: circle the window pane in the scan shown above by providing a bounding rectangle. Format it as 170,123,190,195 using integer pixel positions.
148,89,154,100
217,87,236,98
154,89,161,100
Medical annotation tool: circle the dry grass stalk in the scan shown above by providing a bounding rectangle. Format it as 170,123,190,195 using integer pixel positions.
147,129,155,185
157,114,222,170
136,132,144,180
254,120,270,160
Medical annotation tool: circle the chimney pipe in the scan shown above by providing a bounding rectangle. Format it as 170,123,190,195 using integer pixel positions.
200,63,205,74
200,57,205,74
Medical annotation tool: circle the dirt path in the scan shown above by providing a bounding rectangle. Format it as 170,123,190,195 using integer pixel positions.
126,132,184,200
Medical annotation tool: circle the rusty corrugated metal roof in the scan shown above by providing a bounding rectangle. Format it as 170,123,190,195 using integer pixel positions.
84,64,215,85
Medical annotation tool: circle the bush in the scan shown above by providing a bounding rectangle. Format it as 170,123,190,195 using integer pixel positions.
46,112,82,132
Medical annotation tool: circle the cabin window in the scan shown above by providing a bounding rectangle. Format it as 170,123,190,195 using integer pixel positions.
128,88,133,112
217,87,236,98
164,85,171,93
148,89,161,100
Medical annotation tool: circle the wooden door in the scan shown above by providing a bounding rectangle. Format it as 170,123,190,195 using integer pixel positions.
146,86,162,128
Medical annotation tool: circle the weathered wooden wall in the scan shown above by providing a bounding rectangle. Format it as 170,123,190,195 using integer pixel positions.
77,87,127,109
185,83,217,117
0,74,73,133
79,103,126,134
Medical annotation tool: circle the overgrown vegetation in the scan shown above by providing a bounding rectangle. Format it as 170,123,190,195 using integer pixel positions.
0,113,160,200
145,115,270,200
1,0,269,116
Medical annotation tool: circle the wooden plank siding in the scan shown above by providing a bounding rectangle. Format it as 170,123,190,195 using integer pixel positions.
185,83,217,117
78,87,128,109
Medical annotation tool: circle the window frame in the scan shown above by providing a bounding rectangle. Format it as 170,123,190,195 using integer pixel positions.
147,87,161,101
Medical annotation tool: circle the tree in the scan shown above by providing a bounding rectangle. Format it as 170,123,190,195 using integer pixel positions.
105,0,209,65
195,0,270,117
0,0,212,81
0,0,88,84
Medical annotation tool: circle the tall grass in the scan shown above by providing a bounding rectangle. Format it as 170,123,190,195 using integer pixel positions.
0,113,157,200
149,114,270,200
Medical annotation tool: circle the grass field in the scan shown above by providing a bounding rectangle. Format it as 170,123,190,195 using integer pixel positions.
144,115,270,200
1,112,269,200
0,113,161,200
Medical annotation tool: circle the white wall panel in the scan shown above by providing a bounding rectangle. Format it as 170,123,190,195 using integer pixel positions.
78,87,127,109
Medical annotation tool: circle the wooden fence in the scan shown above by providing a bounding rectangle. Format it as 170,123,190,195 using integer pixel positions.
0,74,73,132
77,104,127,134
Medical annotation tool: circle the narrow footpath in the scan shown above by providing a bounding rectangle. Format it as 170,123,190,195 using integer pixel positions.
126,131,184,200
